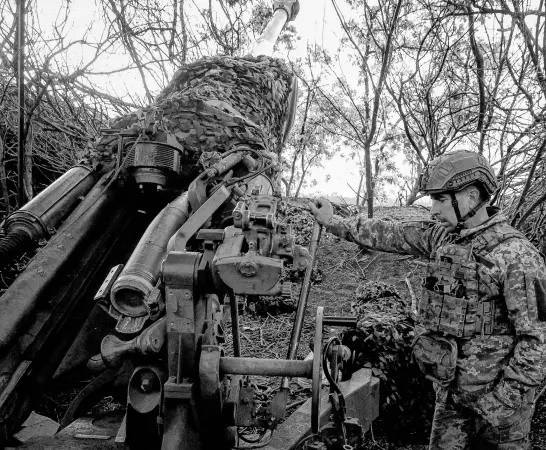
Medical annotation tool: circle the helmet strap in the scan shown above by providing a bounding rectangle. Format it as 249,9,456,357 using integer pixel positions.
449,192,487,234
449,192,465,234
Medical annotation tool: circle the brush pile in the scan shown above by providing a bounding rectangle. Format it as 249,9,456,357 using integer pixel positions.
341,281,435,442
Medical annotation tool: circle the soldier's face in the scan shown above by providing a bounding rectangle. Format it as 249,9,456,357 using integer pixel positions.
430,192,469,233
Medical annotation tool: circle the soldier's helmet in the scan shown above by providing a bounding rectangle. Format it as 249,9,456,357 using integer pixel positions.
418,150,498,199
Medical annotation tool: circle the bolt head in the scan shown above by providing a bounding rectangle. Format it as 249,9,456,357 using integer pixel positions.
139,372,156,393
239,262,258,277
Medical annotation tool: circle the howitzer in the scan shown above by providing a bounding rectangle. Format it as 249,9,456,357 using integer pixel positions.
0,145,379,450
0,1,379,448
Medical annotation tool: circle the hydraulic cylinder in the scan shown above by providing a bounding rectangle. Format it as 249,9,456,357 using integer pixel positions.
0,166,97,266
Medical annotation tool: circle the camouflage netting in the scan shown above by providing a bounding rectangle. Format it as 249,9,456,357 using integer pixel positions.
81,55,295,169
341,282,435,442
2,54,295,294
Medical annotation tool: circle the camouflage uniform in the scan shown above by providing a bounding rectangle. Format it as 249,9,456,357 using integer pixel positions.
326,209,546,449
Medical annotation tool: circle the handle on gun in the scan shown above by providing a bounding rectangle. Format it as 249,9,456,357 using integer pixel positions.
281,220,323,390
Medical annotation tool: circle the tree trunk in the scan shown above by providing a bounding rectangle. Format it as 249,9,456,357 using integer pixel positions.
24,124,33,199
356,169,364,207
294,176,306,198
406,159,423,206
289,86,314,198
294,152,307,198
286,149,299,198
280,178,289,196
0,135,10,213
365,142,373,218
405,177,421,206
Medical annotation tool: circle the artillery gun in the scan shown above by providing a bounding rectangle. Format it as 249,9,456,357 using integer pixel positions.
0,2,379,449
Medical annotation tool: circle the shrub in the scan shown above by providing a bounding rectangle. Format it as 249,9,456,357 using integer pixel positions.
340,281,435,443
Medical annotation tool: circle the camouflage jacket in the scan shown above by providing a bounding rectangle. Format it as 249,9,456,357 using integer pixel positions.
327,210,546,405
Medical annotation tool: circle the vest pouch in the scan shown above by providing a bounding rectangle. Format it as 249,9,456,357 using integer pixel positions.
418,289,443,327
412,333,457,386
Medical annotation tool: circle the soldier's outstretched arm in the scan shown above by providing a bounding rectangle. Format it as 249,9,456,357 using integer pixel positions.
308,197,444,258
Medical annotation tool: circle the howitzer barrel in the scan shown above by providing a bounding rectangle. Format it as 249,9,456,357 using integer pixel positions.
251,1,299,57
111,192,191,318
0,166,97,266
251,8,289,57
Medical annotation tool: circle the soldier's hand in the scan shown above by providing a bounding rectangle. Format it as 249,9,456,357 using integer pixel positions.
308,197,333,226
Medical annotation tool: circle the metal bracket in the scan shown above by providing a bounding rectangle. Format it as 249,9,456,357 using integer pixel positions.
168,185,232,252
199,345,223,423
163,252,201,382
94,264,124,302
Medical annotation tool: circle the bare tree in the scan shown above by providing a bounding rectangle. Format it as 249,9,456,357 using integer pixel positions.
301,0,403,214
282,72,333,197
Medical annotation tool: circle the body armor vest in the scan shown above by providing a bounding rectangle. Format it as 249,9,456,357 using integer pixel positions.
417,224,525,338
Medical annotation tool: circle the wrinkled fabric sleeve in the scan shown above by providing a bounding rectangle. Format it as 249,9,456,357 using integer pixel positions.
325,214,444,258
493,240,546,405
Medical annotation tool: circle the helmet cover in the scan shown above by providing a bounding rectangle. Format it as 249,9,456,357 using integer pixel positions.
418,150,498,197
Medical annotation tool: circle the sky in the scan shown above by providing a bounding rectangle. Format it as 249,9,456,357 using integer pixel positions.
290,0,372,200
280,0,408,202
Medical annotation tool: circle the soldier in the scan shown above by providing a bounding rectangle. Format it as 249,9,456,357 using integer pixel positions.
309,150,546,449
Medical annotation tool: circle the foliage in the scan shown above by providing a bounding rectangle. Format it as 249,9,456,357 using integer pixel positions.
0,68,106,216
384,0,546,215
300,0,405,214
277,197,356,246
281,74,334,198
341,281,435,442
279,199,315,246
291,0,546,220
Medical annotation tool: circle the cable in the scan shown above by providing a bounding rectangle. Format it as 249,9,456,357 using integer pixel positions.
294,433,320,450
225,160,274,187
237,428,269,443
233,428,273,449
322,337,347,414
